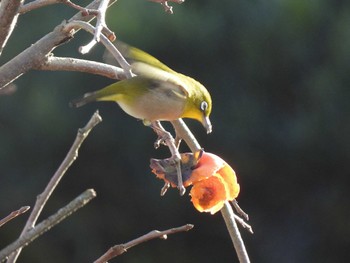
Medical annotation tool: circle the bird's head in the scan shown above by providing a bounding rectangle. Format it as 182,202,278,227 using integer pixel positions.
182,80,212,134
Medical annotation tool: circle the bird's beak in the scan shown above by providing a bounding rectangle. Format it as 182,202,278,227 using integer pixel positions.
202,116,212,134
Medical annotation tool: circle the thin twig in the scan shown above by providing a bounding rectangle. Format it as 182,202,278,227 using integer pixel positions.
6,111,102,263
64,21,132,78
0,189,96,262
0,207,30,228
37,56,127,80
19,0,90,14
20,0,61,14
148,0,184,14
64,0,113,54
94,224,193,263
68,0,117,23
221,202,250,263
0,0,24,55
231,199,249,221
93,0,110,42
233,214,253,234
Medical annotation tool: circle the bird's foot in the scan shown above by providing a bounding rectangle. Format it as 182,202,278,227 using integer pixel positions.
150,121,185,195
154,133,171,149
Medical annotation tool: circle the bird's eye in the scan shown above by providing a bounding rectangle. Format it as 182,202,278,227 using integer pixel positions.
200,101,208,112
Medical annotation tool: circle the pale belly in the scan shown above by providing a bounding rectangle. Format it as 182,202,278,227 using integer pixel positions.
116,93,185,122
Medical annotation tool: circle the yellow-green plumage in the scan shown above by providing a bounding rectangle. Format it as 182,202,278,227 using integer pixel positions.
70,43,212,133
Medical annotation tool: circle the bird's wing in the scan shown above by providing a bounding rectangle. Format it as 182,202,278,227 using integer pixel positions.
115,41,175,73
143,77,188,101
131,62,190,97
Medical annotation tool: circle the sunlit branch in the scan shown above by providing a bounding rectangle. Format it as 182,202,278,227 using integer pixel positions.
94,224,193,263
0,189,96,262
5,112,102,263
38,56,127,80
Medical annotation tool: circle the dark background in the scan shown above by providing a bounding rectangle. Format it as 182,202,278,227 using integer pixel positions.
0,0,349,262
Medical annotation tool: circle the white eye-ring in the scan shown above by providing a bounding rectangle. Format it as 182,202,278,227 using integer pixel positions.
200,101,208,111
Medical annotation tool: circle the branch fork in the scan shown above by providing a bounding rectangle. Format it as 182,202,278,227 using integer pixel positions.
4,112,102,262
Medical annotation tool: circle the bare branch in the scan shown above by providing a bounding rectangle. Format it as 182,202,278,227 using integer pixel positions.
0,189,96,262
171,119,201,153
19,0,91,14
22,110,101,228
19,0,61,14
6,111,102,263
0,0,24,55
148,0,184,14
37,56,126,80
0,21,73,89
93,0,110,42
64,20,132,78
0,0,114,89
221,202,251,263
233,214,254,234
229,200,253,233
79,38,98,54
60,0,114,53
231,199,249,221
94,224,193,263
0,206,30,228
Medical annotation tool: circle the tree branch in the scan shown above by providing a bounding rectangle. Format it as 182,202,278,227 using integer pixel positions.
37,56,126,80
233,213,253,234
148,0,184,14
221,202,251,263
0,206,30,228
0,21,72,89
0,189,96,262
92,0,110,42
94,224,193,263
171,119,201,152
6,111,102,263
0,0,24,55
64,20,132,78
19,0,93,14
62,0,114,53
19,0,62,14
0,0,115,89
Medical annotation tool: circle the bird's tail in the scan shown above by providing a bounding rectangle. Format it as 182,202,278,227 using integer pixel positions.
69,92,97,108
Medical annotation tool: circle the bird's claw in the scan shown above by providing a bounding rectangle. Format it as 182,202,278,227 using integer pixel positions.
154,136,167,149
153,129,173,149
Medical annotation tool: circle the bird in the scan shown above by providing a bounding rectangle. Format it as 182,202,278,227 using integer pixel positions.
70,42,212,133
